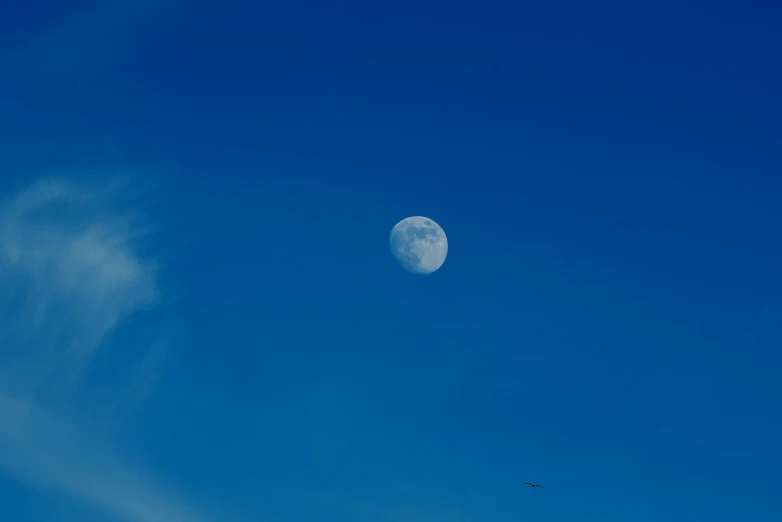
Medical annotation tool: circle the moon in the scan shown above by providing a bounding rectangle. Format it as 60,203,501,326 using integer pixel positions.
389,216,448,274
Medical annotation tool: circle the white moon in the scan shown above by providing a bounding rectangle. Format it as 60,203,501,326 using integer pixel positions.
389,216,448,274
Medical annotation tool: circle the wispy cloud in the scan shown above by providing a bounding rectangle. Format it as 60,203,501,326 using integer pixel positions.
0,176,219,522
0,178,156,396
0,395,212,522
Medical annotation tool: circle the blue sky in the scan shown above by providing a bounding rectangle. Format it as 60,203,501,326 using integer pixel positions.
1,1,780,521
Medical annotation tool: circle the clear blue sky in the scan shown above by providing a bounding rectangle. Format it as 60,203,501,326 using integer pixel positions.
1,1,780,521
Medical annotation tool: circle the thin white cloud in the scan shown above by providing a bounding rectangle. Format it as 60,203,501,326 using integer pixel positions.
0,178,157,396
0,177,221,522
0,395,212,522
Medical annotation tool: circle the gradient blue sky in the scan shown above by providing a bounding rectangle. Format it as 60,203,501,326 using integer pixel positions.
1,1,781,521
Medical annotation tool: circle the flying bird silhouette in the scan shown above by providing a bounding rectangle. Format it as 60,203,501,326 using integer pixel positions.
524,482,543,488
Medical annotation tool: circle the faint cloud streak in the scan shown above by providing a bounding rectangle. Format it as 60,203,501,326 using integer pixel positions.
0,176,219,522
0,178,156,394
